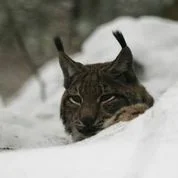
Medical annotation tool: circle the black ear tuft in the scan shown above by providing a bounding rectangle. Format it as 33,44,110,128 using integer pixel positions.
54,36,64,52
113,31,127,48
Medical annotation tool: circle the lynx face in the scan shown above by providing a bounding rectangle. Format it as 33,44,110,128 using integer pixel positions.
54,31,154,141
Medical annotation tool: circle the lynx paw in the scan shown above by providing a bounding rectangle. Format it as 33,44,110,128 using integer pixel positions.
103,103,148,128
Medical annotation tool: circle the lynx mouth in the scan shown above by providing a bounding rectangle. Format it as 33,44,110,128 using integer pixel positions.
77,126,100,137
72,127,100,141
74,119,103,137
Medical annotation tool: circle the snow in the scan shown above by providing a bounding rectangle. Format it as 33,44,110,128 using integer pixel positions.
1,16,178,177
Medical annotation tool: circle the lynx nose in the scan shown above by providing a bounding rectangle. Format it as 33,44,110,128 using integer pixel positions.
77,117,97,136
81,116,96,127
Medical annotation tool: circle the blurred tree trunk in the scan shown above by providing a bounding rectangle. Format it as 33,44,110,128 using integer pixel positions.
0,0,72,102
2,0,46,102
163,0,178,20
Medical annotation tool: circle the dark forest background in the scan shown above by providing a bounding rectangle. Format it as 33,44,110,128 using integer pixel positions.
1,0,178,104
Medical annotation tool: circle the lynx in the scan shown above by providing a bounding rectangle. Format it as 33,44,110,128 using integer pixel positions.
54,31,154,141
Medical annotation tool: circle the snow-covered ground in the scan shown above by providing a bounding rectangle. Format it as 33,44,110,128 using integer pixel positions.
1,16,178,178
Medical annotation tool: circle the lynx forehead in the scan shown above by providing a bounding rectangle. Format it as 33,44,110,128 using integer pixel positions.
54,31,154,142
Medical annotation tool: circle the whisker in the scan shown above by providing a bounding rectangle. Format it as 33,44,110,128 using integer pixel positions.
94,119,103,126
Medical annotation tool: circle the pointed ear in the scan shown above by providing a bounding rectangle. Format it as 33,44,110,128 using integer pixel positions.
105,31,137,83
108,46,133,74
54,37,85,88
107,31,133,73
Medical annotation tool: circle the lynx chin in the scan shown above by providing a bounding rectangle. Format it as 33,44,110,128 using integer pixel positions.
54,31,154,142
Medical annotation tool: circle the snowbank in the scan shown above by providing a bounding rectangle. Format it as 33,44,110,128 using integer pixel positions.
1,81,178,178
1,16,178,178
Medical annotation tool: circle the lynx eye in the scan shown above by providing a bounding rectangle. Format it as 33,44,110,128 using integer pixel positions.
69,95,82,105
100,94,116,103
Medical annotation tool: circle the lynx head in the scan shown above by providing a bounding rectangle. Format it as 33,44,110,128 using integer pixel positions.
54,31,154,141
